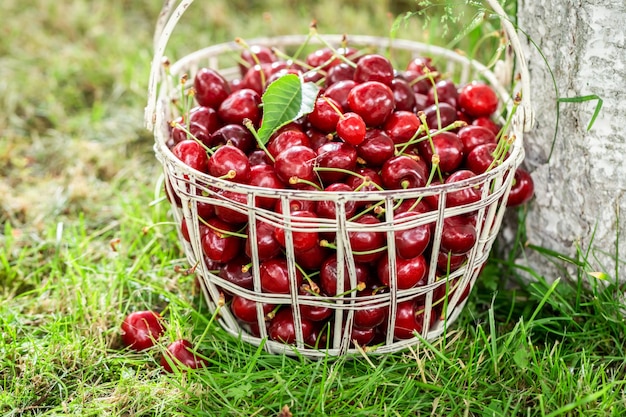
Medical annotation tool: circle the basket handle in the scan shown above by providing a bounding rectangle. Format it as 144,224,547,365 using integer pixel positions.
144,0,534,132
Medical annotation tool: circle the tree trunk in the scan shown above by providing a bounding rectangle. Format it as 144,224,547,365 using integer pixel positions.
513,0,626,282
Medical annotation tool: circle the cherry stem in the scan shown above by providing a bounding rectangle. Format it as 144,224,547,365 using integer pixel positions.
417,113,444,183
311,28,358,69
235,37,267,87
243,119,275,163
320,239,388,257
170,121,214,155
394,120,465,155
199,217,249,239
424,69,442,129
288,177,322,191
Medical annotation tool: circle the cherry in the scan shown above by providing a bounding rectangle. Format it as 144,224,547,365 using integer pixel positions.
422,102,458,130
248,149,273,166
194,68,231,110
345,167,384,195
315,141,358,184
219,255,253,291
393,211,432,259
348,214,386,264
390,77,417,112
171,106,222,146
273,210,319,252
413,92,430,112
457,125,497,152
381,155,428,190
209,124,255,154
356,129,395,167
324,79,356,112
437,251,468,273
267,125,311,158
201,217,242,263
299,287,333,322
306,127,332,151
305,46,359,71
426,79,458,108
230,294,275,323
308,96,342,133
507,168,535,207
248,164,284,209
239,44,277,76
336,112,367,146
353,288,388,329
406,56,438,79
472,117,502,136
260,258,303,294
315,183,358,220
347,81,395,127
207,144,250,183
218,88,261,126
274,145,318,188
445,169,483,207
245,221,283,261
295,242,331,271
458,81,499,118
268,308,315,345
171,139,209,174
161,339,207,373
440,216,477,255
354,54,394,85
326,62,356,86
350,325,376,346
417,131,464,174
383,110,421,145
121,310,165,351
214,190,249,224
465,142,498,174
320,254,372,295
393,300,424,340
377,254,428,289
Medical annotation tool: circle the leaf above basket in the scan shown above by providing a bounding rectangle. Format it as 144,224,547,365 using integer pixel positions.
256,74,320,145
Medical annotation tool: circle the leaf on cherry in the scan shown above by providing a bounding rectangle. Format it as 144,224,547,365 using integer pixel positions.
256,74,320,145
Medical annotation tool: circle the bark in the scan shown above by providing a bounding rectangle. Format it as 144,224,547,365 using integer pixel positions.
512,0,626,282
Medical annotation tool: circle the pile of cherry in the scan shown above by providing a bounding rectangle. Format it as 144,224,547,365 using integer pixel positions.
163,40,535,350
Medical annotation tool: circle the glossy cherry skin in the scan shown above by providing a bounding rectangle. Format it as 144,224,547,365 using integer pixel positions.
230,294,275,323
315,141,358,184
437,251,468,273
214,190,249,224
239,44,277,76
308,96,342,133
440,216,477,255
247,164,284,209
295,242,331,271
356,129,395,167
171,106,222,146
383,110,421,145
457,125,497,152
458,81,499,118
325,62,356,86
121,310,166,351
324,79,356,112
171,139,209,173
353,288,388,329
219,255,253,291
320,254,372,295
299,286,333,322
393,211,432,259
393,300,424,340
336,112,367,146
274,145,318,188
245,221,282,262
390,77,417,112
445,169,483,207
209,123,255,154
422,102,458,130
465,142,498,174
161,339,207,373
417,131,464,174
381,155,428,190
348,214,386,264
315,183,358,220
347,81,395,127
507,168,535,207
218,88,262,126
427,79,458,108
194,68,231,110
350,326,376,346
267,126,311,158
377,254,428,290
260,258,303,294
354,54,394,85
268,308,315,345
472,117,502,136
207,144,250,183
201,218,242,263
273,210,319,252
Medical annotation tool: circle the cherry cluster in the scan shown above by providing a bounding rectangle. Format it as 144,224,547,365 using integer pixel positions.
164,39,534,350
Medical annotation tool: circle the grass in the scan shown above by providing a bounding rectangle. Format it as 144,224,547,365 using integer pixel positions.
1,0,626,415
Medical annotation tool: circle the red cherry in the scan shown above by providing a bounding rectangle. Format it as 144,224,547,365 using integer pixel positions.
230,294,275,323
353,54,395,85
393,300,424,340
316,141,358,184
219,255,253,291
348,214,386,264
393,211,432,259
248,164,284,209
171,139,209,173
336,112,367,146
200,218,242,263
383,110,421,145
458,82,499,118
194,68,231,110
445,170,483,207
121,310,165,351
207,144,250,183
347,81,395,127
218,88,262,126
268,308,314,345
440,216,477,255
260,258,303,294
377,254,428,289
319,254,372,295
245,221,282,261
274,145,318,188
239,44,277,76
308,96,342,133
161,339,207,373
417,131,464,174
381,155,428,190
273,210,320,252
356,129,396,167
353,288,388,329
472,117,502,136
457,125,497,152
507,168,535,207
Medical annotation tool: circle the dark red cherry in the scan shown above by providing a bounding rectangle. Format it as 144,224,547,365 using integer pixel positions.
356,129,395,167
239,44,277,76
336,112,367,146
245,221,282,261
457,125,497,152
390,77,417,112
507,168,535,207
347,81,395,127
422,102,458,130
472,117,502,136
260,258,303,294
201,218,242,263
219,255,253,290
324,79,356,112
353,288,388,329
427,79,458,108
171,139,209,173
445,170,483,207
194,68,231,110
316,141,358,184
248,164,284,209
267,125,311,158
393,211,432,259
354,54,394,85
230,294,275,323
268,308,314,345
393,300,424,340
348,214,386,264
440,216,477,255
218,88,261,126
214,190,249,224
207,144,250,183
383,110,421,145
315,183,358,220
377,254,428,290
308,96,342,133
465,142,498,174
160,339,207,373
209,124,255,154
417,131,464,174
320,254,372,295
381,155,428,190
274,145,318,188
273,210,320,252
121,310,165,351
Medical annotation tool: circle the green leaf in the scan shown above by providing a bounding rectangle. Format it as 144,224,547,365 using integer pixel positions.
256,74,320,145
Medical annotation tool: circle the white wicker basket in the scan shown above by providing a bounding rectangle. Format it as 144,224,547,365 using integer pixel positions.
145,0,533,358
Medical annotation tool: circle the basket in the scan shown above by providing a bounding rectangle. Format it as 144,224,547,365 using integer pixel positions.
145,0,534,358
